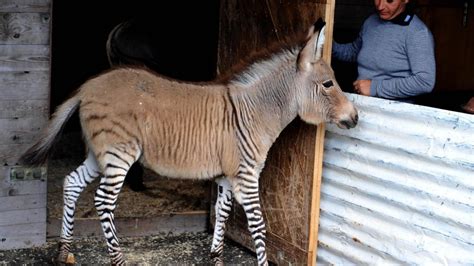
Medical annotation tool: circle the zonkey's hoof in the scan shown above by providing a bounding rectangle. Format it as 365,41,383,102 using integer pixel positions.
53,253,76,265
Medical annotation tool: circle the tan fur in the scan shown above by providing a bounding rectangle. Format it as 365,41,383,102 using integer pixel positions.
78,68,240,179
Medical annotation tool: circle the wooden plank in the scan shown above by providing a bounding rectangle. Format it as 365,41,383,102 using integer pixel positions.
0,173,47,197
0,0,51,13
308,1,335,264
308,124,326,265
0,0,50,251
217,0,326,75
0,71,50,100
322,0,335,64
0,222,46,250
417,3,474,92
0,208,46,226
0,163,47,252
0,12,50,45
0,143,42,165
0,45,50,71
0,193,46,212
0,116,48,163
47,212,208,238
0,99,49,119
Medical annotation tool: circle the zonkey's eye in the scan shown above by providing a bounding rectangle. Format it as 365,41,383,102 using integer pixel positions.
322,80,333,88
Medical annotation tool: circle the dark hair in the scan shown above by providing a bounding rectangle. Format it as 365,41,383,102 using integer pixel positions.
407,1,416,13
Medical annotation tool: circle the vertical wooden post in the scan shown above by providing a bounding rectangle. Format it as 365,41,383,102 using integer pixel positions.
307,0,336,264
215,1,336,263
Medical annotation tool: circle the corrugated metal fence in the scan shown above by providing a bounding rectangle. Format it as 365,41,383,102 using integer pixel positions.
317,94,474,265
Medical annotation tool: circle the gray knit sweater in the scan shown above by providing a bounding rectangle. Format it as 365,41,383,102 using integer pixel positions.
332,14,436,102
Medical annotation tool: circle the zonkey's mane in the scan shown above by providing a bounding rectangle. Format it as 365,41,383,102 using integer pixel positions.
216,31,309,84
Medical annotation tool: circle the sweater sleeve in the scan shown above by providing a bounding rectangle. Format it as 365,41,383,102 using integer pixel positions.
371,27,436,99
332,34,363,63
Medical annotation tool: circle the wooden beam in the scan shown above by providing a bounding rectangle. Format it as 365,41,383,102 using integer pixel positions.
307,0,336,264
0,222,47,250
47,212,208,238
0,0,51,13
0,13,51,45
322,0,336,65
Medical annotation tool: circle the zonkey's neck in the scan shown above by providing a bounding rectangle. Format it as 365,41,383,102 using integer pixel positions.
229,56,300,154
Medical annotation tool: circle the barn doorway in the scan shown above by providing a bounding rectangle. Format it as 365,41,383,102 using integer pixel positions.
48,0,220,236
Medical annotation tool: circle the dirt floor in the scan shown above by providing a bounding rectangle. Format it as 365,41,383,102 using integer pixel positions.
0,232,258,265
3,131,259,265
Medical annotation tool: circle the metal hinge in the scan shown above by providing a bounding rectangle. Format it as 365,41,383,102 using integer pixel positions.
9,166,46,181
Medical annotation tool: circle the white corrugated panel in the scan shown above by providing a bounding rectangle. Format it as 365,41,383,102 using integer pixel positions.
317,94,474,265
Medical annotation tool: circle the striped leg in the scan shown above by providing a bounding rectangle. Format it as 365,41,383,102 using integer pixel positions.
237,170,268,266
94,145,140,265
57,151,101,264
210,177,233,265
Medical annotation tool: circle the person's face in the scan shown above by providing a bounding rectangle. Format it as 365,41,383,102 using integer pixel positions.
374,0,408,20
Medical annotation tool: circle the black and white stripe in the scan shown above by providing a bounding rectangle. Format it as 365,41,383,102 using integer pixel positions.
210,178,233,264
236,163,268,266
93,143,140,265
58,151,101,262
57,144,140,265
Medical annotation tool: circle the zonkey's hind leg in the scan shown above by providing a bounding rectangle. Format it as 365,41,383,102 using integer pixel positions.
57,151,101,264
94,144,140,265
210,177,233,265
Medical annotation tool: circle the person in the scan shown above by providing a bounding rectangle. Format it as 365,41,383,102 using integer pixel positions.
332,0,436,102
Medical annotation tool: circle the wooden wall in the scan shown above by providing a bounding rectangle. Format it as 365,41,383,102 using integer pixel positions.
417,0,474,92
0,0,50,250
212,0,334,264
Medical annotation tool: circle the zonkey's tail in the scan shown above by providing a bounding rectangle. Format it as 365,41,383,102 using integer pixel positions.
19,94,81,166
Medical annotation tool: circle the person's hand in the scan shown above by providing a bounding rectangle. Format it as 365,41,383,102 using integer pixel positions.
353,79,371,96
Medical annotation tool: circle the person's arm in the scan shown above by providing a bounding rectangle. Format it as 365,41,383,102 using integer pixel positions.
332,34,363,63
370,27,436,99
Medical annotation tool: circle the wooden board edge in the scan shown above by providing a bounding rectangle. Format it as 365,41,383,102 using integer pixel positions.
322,0,336,65
0,222,47,250
307,124,325,264
307,0,336,265
47,211,209,239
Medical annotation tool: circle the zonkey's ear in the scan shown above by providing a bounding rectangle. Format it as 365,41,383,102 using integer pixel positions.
297,18,326,72
315,25,326,61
